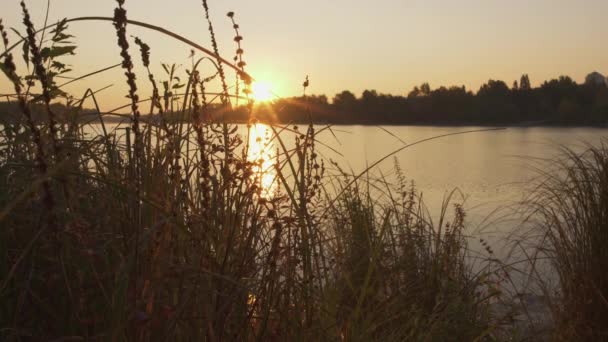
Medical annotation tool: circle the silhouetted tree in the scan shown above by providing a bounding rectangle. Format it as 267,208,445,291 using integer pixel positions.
520,74,531,91
408,86,421,98
478,80,510,98
17,74,606,126
420,83,431,96
333,90,357,108
585,72,607,87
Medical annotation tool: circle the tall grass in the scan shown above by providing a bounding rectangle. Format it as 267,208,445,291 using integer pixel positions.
0,1,501,340
528,144,608,341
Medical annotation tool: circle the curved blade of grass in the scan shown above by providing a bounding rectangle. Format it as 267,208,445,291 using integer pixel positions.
0,16,252,81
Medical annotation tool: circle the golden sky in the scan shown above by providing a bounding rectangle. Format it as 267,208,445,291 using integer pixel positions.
1,0,608,109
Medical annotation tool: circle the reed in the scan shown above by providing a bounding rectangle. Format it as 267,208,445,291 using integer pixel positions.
0,1,501,340
527,144,608,341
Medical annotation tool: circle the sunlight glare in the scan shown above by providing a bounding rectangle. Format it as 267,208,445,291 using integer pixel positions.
252,82,273,102
247,124,277,197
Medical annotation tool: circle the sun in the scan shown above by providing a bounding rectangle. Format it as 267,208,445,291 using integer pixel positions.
251,82,273,102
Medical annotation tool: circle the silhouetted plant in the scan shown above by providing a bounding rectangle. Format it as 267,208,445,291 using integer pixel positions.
529,144,608,341
0,2,503,341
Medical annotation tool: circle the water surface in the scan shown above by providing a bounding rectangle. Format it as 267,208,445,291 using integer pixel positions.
87,123,607,256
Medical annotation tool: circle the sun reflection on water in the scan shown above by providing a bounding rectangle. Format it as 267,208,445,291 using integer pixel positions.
247,123,277,197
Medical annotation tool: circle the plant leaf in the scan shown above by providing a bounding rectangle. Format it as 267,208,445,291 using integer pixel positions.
9,28,25,39
40,46,77,60
21,40,29,69
51,61,66,71
0,63,20,85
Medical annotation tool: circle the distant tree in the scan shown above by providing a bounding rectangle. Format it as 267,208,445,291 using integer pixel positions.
408,86,421,98
308,94,329,106
182,73,608,125
475,80,517,122
541,76,577,92
520,74,531,91
361,90,379,102
535,76,578,119
558,97,582,122
332,90,357,107
420,83,431,96
478,80,510,97
359,90,381,121
591,88,608,123
585,72,607,87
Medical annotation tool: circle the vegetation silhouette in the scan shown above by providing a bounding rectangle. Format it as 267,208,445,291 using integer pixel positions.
0,1,506,340
1,0,608,340
241,74,608,126
4,74,608,126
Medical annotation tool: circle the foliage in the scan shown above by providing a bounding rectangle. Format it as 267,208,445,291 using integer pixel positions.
529,144,608,341
0,1,509,341
245,76,608,125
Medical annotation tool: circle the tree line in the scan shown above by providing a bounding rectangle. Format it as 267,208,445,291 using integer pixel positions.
3,74,608,126
243,74,608,126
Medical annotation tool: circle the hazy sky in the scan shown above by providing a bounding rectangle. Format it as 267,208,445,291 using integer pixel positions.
2,0,608,108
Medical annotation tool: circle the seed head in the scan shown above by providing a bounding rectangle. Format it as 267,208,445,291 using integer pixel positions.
238,71,252,85
133,36,150,68
0,19,9,48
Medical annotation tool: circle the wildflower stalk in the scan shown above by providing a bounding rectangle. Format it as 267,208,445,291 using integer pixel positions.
113,0,141,150
202,0,229,106
227,10,255,163
20,1,59,156
227,11,251,107
134,36,172,143
202,0,233,222
113,0,143,189
113,0,143,318
134,37,163,115
1,19,56,231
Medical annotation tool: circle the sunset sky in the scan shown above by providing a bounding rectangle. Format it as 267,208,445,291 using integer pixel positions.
2,0,608,109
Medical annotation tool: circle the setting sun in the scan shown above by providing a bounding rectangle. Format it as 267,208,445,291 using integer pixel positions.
251,82,274,102
3,0,608,338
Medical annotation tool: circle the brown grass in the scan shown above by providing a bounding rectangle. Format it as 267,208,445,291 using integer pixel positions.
0,1,502,340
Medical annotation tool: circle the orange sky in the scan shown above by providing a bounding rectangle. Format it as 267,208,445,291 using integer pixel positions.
2,0,608,110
